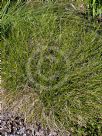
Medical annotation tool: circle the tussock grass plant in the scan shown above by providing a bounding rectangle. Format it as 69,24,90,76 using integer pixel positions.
1,1,102,135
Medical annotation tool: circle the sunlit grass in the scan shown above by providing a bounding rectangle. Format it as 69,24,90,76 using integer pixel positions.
1,1,102,135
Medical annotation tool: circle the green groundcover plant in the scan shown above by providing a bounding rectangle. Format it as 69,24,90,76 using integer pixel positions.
1,1,102,135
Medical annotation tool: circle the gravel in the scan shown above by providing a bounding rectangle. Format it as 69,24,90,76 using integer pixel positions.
0,112,59,136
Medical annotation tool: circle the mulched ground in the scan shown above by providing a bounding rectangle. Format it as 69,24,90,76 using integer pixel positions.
0,112,60,136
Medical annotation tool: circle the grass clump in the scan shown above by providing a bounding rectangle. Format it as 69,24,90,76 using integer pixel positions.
1,1,102,135
88,0,102,17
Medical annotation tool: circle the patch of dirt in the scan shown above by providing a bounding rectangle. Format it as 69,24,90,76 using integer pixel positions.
2,86,70,136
